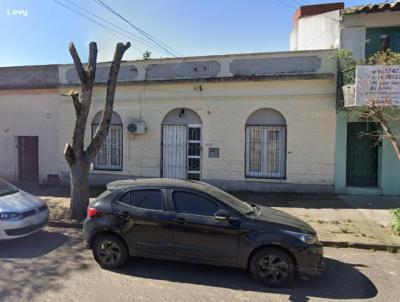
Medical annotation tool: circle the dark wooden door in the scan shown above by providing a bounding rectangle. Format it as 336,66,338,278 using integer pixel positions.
346,123,378,187
18,136,39,182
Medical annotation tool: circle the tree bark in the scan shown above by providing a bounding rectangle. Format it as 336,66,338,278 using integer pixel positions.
69,159,91,220
374,110,400,160
64,41,130,221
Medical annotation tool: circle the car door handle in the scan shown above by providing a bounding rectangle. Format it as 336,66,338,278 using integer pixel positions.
117,211,130,218
171,217,185,224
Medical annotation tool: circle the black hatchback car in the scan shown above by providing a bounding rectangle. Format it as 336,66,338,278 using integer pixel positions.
83,178,323,287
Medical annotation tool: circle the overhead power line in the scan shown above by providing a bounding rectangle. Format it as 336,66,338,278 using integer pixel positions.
62,0,166,53
275,0,339,22
90,0,211,77
91,0,184,58
51,0,145,54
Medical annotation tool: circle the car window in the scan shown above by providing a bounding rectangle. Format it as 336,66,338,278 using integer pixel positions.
0,178,19,197
119,189,163,211
173,191,219,216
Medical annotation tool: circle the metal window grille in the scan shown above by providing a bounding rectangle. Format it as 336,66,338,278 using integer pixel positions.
91,124,123,170
245,125,286,179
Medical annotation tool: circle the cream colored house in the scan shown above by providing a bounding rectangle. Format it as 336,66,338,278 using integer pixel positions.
0,49,337,193
0,65,60,183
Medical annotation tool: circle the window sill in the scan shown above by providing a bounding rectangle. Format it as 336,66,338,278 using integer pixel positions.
245,176,287,181
91,168,123,173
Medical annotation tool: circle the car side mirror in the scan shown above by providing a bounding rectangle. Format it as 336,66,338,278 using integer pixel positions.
214,209,230,221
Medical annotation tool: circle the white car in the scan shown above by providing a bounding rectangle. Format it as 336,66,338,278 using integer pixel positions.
0,178,49,240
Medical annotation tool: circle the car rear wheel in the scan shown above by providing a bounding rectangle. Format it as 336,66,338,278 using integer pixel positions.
92,234,128,269
250,247,295,287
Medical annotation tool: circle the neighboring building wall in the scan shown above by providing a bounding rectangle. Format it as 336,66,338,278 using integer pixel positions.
335,10,400,195
335,110,400,195
290,10,341,51
0,89,60,182
341,11,400,59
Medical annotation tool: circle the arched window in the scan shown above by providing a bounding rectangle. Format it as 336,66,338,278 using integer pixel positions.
91,111,123,170
161,108,202,180
245,108,286,179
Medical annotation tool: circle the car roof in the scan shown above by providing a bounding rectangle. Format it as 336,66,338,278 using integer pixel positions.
106,178,211,191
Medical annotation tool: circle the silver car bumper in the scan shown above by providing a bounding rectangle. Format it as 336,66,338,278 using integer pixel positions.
0,209,49,240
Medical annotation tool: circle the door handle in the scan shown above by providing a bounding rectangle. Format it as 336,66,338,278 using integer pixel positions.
117,211,130,218
171,217,185,224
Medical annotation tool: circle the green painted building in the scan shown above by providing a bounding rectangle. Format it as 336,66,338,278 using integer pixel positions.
291,2,400,195
336,7,400,195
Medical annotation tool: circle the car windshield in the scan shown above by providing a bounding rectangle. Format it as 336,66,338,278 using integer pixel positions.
0,179,19,197
205,186,253,214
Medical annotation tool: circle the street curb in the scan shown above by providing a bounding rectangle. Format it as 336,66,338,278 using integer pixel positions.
46,221,400,251
48,220,83,229
321,240,400,251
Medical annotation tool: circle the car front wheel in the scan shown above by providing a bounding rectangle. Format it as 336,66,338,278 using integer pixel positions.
250,247,295,287
92,234,128,269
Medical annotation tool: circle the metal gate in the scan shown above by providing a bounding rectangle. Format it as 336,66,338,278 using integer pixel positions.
162,125,201,180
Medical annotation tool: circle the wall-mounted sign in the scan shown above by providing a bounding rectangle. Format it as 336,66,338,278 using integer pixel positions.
355,65,400,107
209,147,220,158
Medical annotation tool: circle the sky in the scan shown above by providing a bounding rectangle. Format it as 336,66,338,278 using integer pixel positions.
0,0,383,66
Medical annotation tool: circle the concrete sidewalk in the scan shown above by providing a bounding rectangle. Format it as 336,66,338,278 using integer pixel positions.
234,192,400,249
14,183,400,249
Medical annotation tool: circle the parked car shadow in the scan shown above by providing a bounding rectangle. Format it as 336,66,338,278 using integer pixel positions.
0,227,92,302
0,229,69,259
114,257,377,301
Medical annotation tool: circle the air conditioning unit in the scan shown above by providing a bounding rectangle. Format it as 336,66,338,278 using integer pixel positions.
127,122,146,134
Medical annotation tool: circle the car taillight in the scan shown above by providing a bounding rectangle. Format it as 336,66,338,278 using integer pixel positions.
87,207,98,218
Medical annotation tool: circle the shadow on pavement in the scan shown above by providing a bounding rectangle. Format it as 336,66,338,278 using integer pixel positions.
115,257,378,301
0,230,68,259
12,182,105,198
0,227,92,302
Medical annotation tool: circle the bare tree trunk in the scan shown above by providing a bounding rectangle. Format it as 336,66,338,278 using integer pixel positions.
69,160,90,219
64,41,130,221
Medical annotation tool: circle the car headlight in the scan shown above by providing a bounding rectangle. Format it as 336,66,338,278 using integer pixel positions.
0,212,23,221
282,230,317,244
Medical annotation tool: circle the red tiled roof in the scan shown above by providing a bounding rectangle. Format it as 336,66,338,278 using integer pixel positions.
344,1,400,14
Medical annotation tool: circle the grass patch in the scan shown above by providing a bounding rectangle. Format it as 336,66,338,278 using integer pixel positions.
391,209,400,236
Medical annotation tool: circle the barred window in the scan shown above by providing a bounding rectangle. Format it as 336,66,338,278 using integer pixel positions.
91,111,123,171
245,109,286,179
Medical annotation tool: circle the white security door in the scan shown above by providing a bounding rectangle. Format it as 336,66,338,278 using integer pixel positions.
162,125,188,179
162,125,202,180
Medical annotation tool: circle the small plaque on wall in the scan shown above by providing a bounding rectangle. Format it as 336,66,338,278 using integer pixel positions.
209,147,220,158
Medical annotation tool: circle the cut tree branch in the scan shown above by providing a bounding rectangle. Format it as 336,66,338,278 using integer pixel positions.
64,143,76,166
69,42,87,84
68,90,81,115
86,42,130,159
371,108,400,160
87,41,98,82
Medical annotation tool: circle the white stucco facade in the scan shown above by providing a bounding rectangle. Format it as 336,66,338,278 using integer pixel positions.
0,49,337,193
290,10,341,51
0,89,60,181
290,8,400,59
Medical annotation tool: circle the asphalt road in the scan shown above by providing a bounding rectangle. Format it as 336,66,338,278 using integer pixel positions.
0,227,399,302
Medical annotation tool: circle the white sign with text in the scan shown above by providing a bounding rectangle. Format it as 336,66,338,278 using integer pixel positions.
355,65,400,107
